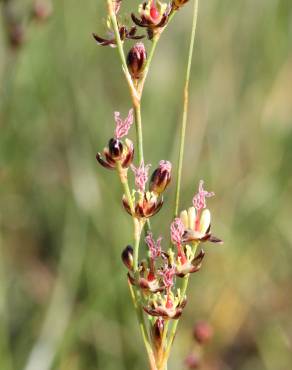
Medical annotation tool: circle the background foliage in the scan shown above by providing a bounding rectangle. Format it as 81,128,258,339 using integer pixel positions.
0,0,292,369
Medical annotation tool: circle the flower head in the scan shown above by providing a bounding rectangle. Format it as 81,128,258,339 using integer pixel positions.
114,109,134,139
192,180,214,211
145,232,162,259
131,160,151,192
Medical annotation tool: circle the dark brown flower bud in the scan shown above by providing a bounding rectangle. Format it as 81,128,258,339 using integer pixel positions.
193,321,213,344
127,42,147,79
151,318,164,351
149,160,171,195
121,245,133,270
108,138,123,160
185,353,200,369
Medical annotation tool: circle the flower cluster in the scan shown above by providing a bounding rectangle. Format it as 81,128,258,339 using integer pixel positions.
96,109,172,219
92,0,192,62
122,160,171,218
96,109,134,170
97,114,223,320
120,181,222,321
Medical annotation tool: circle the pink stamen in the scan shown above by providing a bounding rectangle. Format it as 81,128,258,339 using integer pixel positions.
145,232,162,260
131,160,151,192
170,218,185,245
114,109,134,139
192,180,214,211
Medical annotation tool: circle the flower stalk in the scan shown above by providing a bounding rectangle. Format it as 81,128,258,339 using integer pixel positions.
95,1,222,369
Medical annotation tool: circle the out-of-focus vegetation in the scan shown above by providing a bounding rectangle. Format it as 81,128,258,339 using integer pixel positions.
0,0,292,369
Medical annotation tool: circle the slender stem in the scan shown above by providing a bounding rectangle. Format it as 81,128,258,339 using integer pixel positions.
106,0,139,104
116,162,135,215
133,103,144,165
174,0,199,217
138,35,160,97
162,275,190,367
116,162,141,271
160,1,200,366
133,218,143,272
128,280,157,370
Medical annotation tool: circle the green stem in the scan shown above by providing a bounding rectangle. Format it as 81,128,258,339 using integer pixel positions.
162,275,190,365
134,103,144,165
116,162,135,215
138,35,160,97
161,0,200,366
174,0,199,217
128,281,157,370
106,0,139,104
116,162,141,271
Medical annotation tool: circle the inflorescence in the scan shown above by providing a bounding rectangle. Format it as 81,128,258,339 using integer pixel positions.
94,0,222,368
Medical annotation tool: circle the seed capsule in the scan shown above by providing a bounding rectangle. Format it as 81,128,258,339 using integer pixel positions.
121,245,134,270
108,138,123,160
127,42,147,79
149,160,172,195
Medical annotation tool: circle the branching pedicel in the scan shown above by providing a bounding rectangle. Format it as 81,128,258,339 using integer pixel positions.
94,1,223,369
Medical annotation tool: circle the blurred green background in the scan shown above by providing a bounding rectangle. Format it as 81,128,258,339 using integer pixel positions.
1,0,292,369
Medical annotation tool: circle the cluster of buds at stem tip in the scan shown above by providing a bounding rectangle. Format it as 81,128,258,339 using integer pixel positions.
127,42,147,80
132,0,171,39
96,109,134,170
122,159,171,218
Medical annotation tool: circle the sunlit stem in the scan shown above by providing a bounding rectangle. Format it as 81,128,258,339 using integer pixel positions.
138,34,160,97
174,0,199,217
128,280,157,370
106,0,139,104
